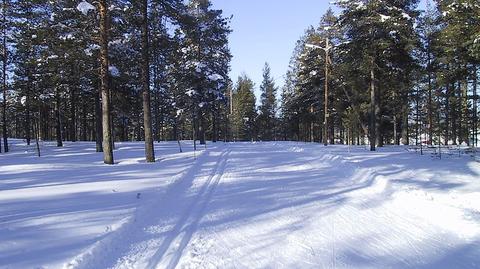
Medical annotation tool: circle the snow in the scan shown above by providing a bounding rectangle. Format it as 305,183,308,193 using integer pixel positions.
109,66,120,77
1,141,480,268
185,89,196,97
401,12,411,20
60,33,75,41
77,1,96,16
47,55,59,60
379,14,391,22
208,74,223,82
84,44,100,56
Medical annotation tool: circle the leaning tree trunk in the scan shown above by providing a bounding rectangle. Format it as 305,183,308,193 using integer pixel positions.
141,0,155,162
99,0,113,164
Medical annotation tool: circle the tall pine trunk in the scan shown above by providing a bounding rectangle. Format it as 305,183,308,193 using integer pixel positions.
81,101,87,141
141,0,155,162
55,87,63,147
2,0,7,152
369,62,376,151
99,0,113,164
212,110,217,143
401,105,409,145
474,66,478,147
69,84,76,142
95,87,103,152
445,83,450,144
25,88,31,146
427,48,433,145
199,110,206,145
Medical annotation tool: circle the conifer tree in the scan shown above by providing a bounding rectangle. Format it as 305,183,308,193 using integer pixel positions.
141,0,155,162
1,0,9,152
232,74,256,141
258,63,277,141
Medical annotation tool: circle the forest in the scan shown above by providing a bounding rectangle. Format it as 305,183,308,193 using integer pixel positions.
2,1,480,268
0,0,479,163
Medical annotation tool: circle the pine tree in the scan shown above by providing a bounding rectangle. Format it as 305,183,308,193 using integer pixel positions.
336,0,419,149
232,74,256,141
436,0,479,145
99,0,114,164
177,0,231,145
1,0,9,152
141,0,155,162
258,63,277,141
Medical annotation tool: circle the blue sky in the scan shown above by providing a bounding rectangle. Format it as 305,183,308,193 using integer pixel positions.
210,0,332,97
210,0,428,100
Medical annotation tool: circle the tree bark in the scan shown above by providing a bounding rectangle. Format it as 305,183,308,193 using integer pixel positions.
369,62,376,151
427,47,433,145
81,101,87,141
2,0,8,152
401,105,409,145
25,88,31,146
474,66,478,147
55,87,63,147
69,84,76,142
212,110,217,143
95,87,103,152
141,0,155,162
445,83,450,144
99,0,114,164
323,38,329,146
199,111,206,145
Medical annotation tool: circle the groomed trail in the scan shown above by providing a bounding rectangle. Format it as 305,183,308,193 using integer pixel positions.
66,146,232,269
2,141,480,269
65,142,480,269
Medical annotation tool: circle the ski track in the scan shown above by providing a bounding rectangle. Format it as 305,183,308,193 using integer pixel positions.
2,141,480,269
172,143,480,269
67,146,231,269
145,148,230,269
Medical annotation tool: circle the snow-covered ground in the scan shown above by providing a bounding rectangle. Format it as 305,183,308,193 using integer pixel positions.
1,141,480,269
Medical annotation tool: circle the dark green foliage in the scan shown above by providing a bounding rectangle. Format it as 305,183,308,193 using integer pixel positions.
4,0,232,151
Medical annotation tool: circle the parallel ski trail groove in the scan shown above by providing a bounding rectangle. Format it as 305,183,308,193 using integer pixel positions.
147,148,230,269
68,147,230,269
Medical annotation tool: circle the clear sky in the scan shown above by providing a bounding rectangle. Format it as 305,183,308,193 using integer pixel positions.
210,0,332,99
210,0,428,101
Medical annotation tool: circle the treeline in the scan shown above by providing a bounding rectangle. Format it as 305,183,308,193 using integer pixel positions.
1,0,479,160
0,0,232,163
230,0,479,150
278,0,479,149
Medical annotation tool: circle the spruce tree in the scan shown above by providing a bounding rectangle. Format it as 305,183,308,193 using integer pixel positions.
232,74,257,141
258,63,277,141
